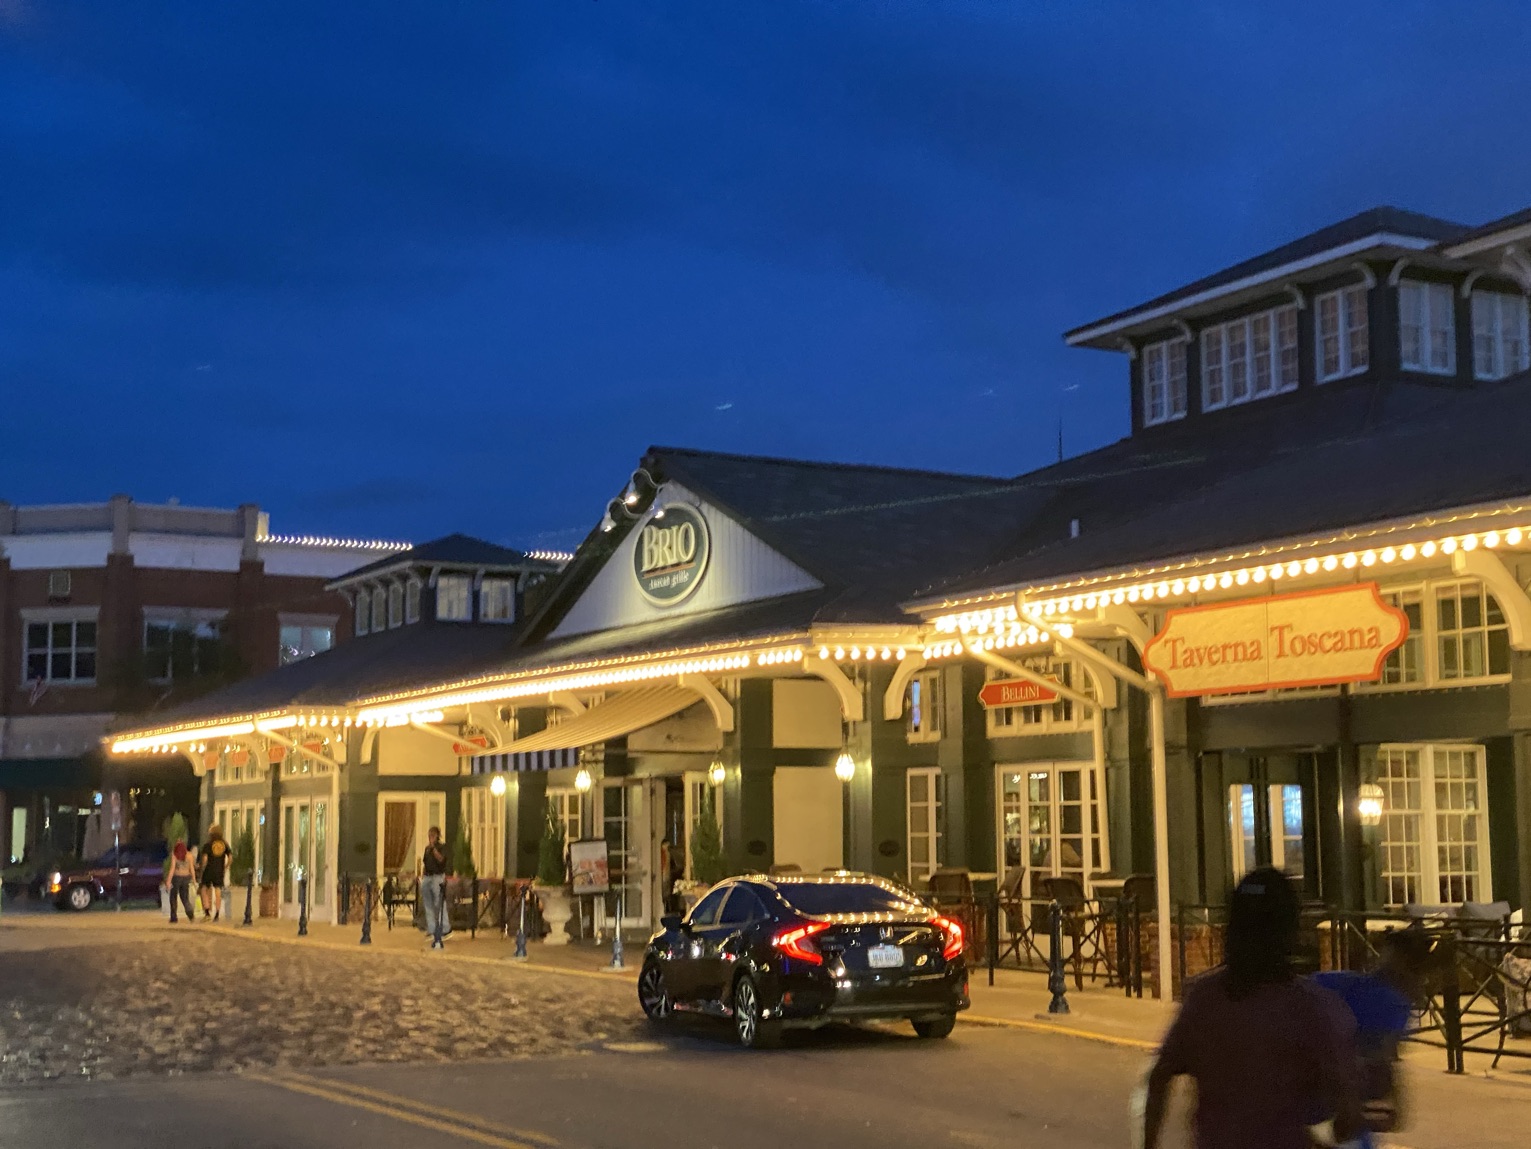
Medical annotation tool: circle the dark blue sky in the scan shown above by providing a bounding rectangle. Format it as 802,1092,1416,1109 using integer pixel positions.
3,2,1529,552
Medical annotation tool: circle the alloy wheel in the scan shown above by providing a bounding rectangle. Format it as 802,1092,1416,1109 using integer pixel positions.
68,886,93,912
638,962,671,1020
734,978,759,1046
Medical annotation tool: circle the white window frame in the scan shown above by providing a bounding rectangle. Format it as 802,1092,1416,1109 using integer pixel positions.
370,586,387,633
1316,284,1370,381
547,787,585,849
405,579,422,625
1141,337,1188,427
1399,280,1456,375
906,767,945,887
460,786,505,879
1227,782,1306,882
906,670,943,743
436,574,473,621
354,592,370,637
387,583,404,629
1353,578,1510,693
1371,743,1492,908
984,657,1092,736
212,800,266,884
1471,290,1530,381
1201,304,1299,411
480,578,516,623
21,607,99,686
278,614,335,667
994,760,1108,898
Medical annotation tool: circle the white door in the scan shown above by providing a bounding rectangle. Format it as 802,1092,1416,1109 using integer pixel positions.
278,797,332,920
906,768,944,886
1228,783,1307,883
996,762,1106,897
773,766,843,873
599,779,657,931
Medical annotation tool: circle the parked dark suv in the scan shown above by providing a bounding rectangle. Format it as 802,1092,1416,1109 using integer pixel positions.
47,844,169,911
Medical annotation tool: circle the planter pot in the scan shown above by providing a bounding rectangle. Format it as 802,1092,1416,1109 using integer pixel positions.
536,884,573,946
258,883,279,919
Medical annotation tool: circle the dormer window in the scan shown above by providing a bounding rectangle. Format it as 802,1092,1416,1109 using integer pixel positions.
354,593,370,636
387,583,403,628
1399,281,1455,375
480,578,516,622
405,579,421,624
370,586,387,632
1201,304,1298,411
1316,286,1370,381
1470,291,1529,380
437,574,472,621
1141,337,1188,426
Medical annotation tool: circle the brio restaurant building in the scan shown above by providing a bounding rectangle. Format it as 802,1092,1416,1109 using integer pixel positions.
108,203,1531,983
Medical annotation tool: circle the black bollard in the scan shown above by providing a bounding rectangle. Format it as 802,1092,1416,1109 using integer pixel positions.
513,884,529,960
297,874,309,937
360,876,373,945
471,876,480,940
1047,899,1070,1014
607,891,626,971
242,868,254,927
339,873,350,927
432,879,445,950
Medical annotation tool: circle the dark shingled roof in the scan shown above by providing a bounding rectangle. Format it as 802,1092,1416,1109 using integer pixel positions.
332,533,550,584
923,370,1531,603
1066,207,1469,344
1441,205,1531,252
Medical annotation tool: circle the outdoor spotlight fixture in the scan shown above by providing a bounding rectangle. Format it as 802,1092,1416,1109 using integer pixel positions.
834,751,855,783
1357,783,1385,827
709,760,726,786
574,767,593,793
489,774,507,797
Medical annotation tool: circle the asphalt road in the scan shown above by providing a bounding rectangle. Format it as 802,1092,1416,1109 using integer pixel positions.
3,1016,1528,1149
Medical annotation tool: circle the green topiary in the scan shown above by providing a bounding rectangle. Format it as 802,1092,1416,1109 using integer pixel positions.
536,802,566,886
689,786,728,885
451,823,477,880
230,824,256,886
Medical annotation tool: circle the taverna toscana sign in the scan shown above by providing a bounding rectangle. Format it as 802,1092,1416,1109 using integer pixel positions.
1142,583,1408,698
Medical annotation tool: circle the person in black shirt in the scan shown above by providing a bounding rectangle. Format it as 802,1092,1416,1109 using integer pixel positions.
198,825,230,922
420,826,452,948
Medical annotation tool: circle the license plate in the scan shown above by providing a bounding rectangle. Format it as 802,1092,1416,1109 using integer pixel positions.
867,944,904,969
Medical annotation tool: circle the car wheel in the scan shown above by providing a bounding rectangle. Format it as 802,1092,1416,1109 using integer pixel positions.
638,961,672,1022
912,1013,956,1039
66,885,94,912
732,974,781,1049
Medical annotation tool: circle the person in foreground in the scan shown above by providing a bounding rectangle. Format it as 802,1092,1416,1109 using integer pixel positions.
1141,868,1362,1149
1310,929,1432,1147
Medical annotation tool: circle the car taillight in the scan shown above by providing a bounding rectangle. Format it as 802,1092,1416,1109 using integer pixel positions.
772,921,831,965
932,915,964,961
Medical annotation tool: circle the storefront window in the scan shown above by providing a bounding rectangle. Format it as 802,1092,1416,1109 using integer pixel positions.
1371,744,1489,907
1355,579,1508,691
998,763,1104,897
986,658,1092,736
461,786,505,879
906,768,945,886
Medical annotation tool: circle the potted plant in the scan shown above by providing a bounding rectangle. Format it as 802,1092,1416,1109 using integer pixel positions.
230,825,256,921
447,824,478,930
534,803,572,945
689,786,728,887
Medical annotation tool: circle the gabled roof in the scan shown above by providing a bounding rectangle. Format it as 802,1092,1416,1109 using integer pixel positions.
919,370,1531,605
1440,205,1531,258
329,532,558,587
1067,207,1469,349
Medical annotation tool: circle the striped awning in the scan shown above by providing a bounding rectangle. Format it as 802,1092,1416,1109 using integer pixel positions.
470,685,701,773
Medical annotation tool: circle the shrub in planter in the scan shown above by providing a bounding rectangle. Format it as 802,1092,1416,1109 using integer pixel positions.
230,825,256,888
447,825,479,929
535,803,572,945
689,787,728,886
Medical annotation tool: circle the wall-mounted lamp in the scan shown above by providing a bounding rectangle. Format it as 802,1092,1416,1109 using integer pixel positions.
1358,783,1384,827
489,774,507,797
709,760,727,786
834,751,855,783
574,767,593,793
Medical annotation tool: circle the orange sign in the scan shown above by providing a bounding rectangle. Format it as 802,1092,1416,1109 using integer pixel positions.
978,678,1059,708
1142,583,1408,698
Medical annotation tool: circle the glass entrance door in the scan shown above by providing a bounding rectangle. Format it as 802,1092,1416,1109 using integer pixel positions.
1228,783,1306,882
600,779,657,931
998,762,1105,897
279,798,329,919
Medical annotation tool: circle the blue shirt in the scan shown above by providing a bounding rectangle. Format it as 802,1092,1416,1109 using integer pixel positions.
1311,970,1411,1053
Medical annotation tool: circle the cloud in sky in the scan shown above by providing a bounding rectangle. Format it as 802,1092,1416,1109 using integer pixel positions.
2,1,1529,546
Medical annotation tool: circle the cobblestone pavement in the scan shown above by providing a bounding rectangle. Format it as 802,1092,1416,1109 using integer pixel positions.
0,924,643,1084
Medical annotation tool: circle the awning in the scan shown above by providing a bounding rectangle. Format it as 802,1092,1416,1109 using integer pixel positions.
472,747,580,775
472,685,701,768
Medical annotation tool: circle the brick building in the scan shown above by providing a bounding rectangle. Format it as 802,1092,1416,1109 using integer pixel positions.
0,496,406,864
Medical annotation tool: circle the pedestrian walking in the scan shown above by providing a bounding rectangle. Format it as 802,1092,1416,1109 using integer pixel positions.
1139,867,1363,1149
1309,929,1433,1147
420,826,452,949
165,840,196,923
198,824,230,922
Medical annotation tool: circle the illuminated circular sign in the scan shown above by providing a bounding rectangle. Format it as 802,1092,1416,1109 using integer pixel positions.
633,503,710,606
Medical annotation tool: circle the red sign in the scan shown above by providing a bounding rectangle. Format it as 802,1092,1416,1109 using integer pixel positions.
453,735,490,755
978,678,1059,709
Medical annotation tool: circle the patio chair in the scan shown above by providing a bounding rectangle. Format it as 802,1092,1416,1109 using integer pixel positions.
996,867,1042,967
926,869,977,956
1033,875,1104,989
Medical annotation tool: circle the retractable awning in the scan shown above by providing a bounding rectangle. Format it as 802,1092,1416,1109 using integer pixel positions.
473,684,701,765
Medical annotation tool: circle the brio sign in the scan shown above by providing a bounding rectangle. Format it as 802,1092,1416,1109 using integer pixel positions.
633,503,711,606
1142,583,1408,697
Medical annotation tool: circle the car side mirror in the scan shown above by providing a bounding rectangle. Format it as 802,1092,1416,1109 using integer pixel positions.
661,914,685,932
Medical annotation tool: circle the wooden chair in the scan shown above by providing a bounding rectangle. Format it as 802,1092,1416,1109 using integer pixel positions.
1034,875,1103,989
996,867,1042,966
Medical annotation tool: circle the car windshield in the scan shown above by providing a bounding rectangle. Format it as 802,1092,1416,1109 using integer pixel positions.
773,881,929,917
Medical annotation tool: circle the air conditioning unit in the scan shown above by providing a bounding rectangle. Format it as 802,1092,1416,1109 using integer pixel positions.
47,570,71,599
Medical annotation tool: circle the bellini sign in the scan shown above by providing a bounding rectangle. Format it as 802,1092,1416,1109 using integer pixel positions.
1142,583,1408,698
634,503,711,606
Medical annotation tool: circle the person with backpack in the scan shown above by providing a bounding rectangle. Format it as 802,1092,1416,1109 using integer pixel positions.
165,839,196,923
1309,930,1433,1147
1140,867,1363,1149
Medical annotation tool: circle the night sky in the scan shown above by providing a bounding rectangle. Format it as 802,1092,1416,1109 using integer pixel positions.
3,2,1529,553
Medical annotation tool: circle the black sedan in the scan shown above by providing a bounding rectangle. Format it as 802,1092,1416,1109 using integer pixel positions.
638,872,969,1048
